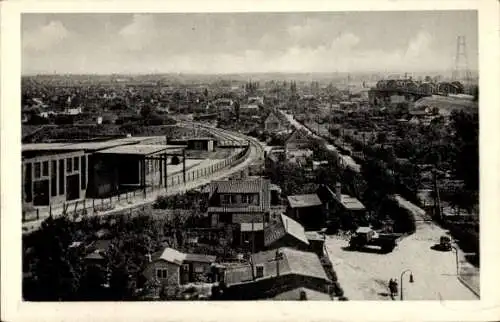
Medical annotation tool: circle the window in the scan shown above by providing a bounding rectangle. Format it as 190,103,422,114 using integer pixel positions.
80,156,86,189
59,159,65,195
34,162,41,179
194,265,204,273
241,194,250,204
42,161,49,177
67,158,72,173
222,194,231,205
51,160,57,197
156,268,168,279
73,157,79,171
255,265,264,278
24,163,32,202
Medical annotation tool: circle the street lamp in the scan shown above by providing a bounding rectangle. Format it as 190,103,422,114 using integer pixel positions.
451,245,459,276
400,269,415,300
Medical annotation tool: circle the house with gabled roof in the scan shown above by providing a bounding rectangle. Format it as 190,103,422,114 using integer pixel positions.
264,112,282,132
142,247,216,295
286,193,325,231
218,247,332,300
264,213,310,251
204,177,282,249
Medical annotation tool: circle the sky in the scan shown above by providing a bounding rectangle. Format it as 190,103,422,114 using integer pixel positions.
21,11,478,75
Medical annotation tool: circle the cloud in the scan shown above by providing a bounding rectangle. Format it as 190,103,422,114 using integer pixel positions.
23,21,69,51
118,14,157,51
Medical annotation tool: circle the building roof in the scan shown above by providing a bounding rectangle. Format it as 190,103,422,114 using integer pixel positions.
240,222,265,232
157,247,187,265
85,251,105,260
224,247,329,286
339,194,366,210
305,231,325,241
264,214,309,247
272,287,331,301
154,247,216,265
211,179,263,194
184,253,217,263
264,112,281,124
96,144,182,156
287,194,323,208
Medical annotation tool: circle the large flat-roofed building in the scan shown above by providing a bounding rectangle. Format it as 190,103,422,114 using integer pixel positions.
22,137,185,208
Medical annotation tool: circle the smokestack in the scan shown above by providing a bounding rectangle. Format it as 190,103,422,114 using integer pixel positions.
335,182,342,201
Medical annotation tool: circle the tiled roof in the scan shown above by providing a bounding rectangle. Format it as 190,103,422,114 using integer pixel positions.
211,178,263,194
287,194,323,208
264,214,309,246
208,177,271,211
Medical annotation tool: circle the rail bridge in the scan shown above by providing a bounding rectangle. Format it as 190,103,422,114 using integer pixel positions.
369,79,465,106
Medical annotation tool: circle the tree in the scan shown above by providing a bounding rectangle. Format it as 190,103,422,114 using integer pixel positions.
234,100,240,120
24,216,82,300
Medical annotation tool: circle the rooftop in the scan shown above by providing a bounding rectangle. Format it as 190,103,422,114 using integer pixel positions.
224,247,329,286
287,194,323,208
264,214,309,247
154,247,216,265
209,177,268,194
96,144,182,156
272,287,331,301
339,194,366,210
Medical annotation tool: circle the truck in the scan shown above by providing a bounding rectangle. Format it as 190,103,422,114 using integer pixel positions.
349,227,402,253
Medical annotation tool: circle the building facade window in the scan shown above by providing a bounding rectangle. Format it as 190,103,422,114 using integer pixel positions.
80,155,86,189
255,265,264,278
74,157,79,171
42,161,49,177
59,159,65,195
34,162,41,179
156,268,168,279
67,158,72,173
51,160,57,197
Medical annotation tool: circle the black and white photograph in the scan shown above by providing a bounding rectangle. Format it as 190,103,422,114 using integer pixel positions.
2,1,500,321
19,10,481,301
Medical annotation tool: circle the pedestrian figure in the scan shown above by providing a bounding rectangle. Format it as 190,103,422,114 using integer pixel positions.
388,279,397,299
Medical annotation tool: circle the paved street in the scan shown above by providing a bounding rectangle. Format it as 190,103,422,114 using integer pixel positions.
325,221,479,300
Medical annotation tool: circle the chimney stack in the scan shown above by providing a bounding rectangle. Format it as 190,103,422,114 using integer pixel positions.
335,182,342,201
146,253,152,263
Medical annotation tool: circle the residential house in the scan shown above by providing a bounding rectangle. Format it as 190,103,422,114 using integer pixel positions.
285,129,313,162
264,112,282,132
286,193,325,231
142,247,217,297
317,183,366,229
219,247,332,300
264,213,310,251
240,104,260,116
205,178,279,248
84,239,112,267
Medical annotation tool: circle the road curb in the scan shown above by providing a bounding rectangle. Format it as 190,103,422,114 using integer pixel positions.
457,275,480,298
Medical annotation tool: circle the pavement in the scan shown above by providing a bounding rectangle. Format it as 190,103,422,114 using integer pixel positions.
325,221,479,301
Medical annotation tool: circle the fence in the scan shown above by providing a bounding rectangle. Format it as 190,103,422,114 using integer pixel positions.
23,145,252,225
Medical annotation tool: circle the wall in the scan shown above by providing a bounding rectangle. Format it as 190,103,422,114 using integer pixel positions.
143,260,180,287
